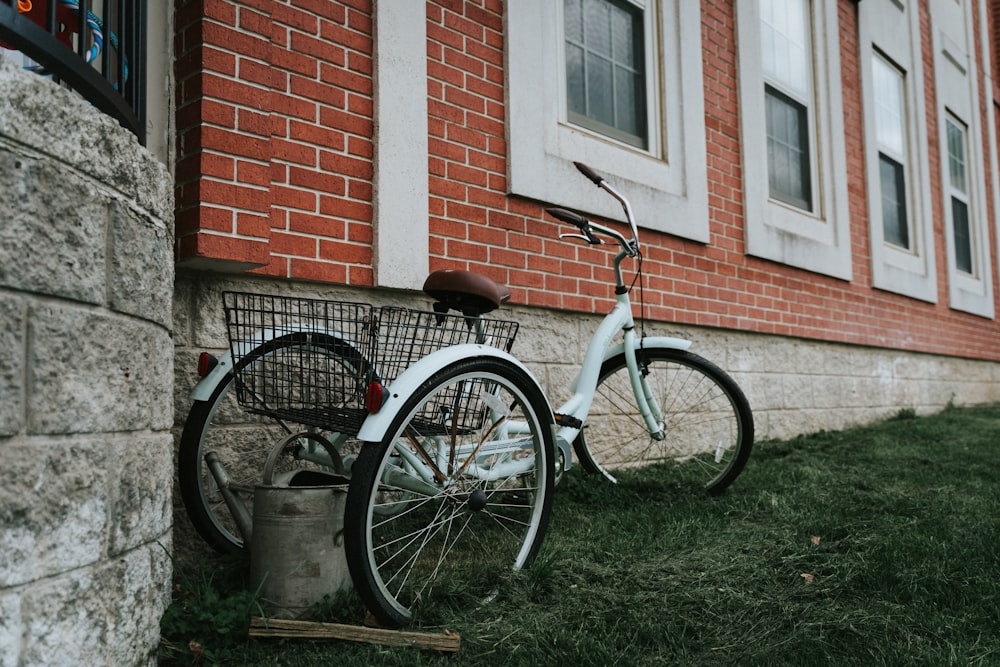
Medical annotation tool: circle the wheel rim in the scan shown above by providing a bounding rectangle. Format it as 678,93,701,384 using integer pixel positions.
362,370,550,622
583,353,748,489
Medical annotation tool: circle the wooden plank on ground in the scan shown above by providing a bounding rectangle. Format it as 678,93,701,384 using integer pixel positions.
248,616,461,652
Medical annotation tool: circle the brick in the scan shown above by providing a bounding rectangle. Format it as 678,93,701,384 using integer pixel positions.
318,239,372,264
271,231,318,257
466,222,507,247
271,138,318,166
489,247,525,268
446,201,488,225
348,265,373,285
236,212,271,239
319,22,372,55
273,3,320,32
288,212,345,237
346,93,373,117
288,165,347,195
318,107,373,136
290,258,348,283
177,232,270,267
318,196,372,222
346,221,373,244
318,152,372,180
445,240,489,263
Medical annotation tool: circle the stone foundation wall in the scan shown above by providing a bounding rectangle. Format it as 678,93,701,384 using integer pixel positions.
0,59,174,666
173,270,1000,560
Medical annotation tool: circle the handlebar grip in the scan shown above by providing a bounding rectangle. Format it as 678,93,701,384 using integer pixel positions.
545,207,589,229
545,208,602,245
573,161,604,185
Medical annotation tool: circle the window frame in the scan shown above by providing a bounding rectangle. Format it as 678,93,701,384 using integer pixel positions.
858,0,937,303
564,0,650,149
945,114,975,276
736,0,852,280
764,83,813,211
930,0,993,317
506,0,708,242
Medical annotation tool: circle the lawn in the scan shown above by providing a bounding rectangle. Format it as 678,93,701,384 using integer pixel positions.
161,404,1000,666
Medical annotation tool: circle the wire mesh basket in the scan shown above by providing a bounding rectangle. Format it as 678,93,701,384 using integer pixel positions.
222,292,376,433
372,307,520,434
372,306,518,385
221,291,519,434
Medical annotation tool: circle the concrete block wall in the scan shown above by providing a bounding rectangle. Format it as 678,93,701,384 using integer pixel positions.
0,58,174,666
172,271,1000,563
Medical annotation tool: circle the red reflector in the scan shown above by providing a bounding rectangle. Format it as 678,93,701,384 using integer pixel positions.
365,382,385,413
197,352,218,378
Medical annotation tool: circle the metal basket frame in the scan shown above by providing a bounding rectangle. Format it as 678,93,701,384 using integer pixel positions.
220,291,518,433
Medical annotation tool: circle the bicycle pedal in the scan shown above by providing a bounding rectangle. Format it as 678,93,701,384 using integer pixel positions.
554,413,583,429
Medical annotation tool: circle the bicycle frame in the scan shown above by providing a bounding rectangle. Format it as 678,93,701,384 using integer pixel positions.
357,173,695,474
187,163,695,482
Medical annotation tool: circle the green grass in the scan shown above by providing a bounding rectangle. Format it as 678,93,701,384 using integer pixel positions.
161,404,1000,666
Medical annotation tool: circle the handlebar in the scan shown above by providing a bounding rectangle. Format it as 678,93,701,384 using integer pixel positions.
544,162,640,257
574,161,604,185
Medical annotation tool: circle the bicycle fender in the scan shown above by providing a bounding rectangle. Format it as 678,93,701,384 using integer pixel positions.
189,351,235,401
603,335,691,364
356,344,550,443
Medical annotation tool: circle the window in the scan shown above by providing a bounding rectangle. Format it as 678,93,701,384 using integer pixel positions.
761,0,813,210
766,86,811,209
878,156,908,248
736,0,851,279
859,0,936,302
929,0,993,317
506,0,709,242
872,54,910,250
565,0,647,148
945,116,973,274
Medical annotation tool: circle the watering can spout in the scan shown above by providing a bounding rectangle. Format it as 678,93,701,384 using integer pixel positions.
204,451,253,544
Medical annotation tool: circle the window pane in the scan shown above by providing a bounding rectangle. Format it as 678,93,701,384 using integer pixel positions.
586,51,615,126
567,44,586,116
611,4,634,67
952,197,972,273
584,0,612,56
766,86,811,209
946,118,967,194
760,0,810,96
564,0,647,148
873,55,905,157
615,64,640,136
565,0,584,43
879,154,909,249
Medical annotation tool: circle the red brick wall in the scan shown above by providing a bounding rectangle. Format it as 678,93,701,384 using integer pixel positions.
174,0,374,284
173,0,1000,363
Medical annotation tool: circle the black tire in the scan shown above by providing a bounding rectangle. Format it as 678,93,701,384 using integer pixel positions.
344,358,555,627
178,333,369,553
573,347,754,494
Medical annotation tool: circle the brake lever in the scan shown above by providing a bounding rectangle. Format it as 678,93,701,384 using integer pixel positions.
559,232,603,246
546,207,603,245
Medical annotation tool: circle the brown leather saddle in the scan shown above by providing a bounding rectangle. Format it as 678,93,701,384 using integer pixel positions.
422,269,511,317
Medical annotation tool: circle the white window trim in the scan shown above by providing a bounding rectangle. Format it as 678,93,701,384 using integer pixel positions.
859,0,937,303
736,0,852,280
372,1,429,290
506,0,708,242
930,0,994,318
978,0,1000,319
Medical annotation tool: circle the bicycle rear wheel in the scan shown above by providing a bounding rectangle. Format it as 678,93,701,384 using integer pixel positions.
178,333,369,553
574,347,753,494
344,357,555,627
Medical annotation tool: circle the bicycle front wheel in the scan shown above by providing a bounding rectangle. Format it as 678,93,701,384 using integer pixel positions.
344,357,555,628
574,348,754,494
